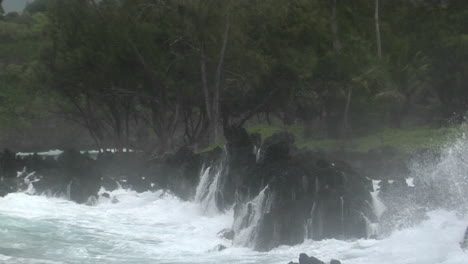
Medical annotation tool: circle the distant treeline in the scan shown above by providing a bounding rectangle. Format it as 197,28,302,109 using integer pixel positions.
0,0,466,153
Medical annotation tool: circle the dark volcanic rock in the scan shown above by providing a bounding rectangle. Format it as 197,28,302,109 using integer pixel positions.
261,131,295,163
134,147,202,199
58,149,101,203
93,147,202,199
0,176,16,197
461,226,468,250
222,126,257,207
163,147,202,199
288,254,341,264
0,148,17,178
212,244,227,251
4,147,203,203
33,149,102,203
217,228,235,240
2,149,102,203
299,253,325,264
224,128,372,251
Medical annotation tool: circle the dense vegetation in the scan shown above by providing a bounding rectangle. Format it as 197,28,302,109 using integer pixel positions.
0,0,466,153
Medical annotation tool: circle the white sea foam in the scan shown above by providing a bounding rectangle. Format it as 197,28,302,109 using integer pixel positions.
0,189,467,264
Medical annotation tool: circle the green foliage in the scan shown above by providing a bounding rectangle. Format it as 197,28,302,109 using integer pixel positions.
1,0,467,151
24,0,50,14
0,11,51,131
246,124,282,142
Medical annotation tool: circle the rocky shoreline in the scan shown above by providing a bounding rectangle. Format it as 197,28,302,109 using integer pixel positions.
1,126,457,254
288,253,341,264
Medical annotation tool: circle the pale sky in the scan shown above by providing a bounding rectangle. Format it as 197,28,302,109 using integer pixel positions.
3,0,29,13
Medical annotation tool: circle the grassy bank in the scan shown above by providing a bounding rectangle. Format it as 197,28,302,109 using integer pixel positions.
246,124,464,154
198,123,465,154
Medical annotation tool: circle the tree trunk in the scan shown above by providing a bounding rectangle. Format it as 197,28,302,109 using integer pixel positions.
342,86,353,139
199,11,231,145
375,0,382,58
200,42,212,122
212,13,231,142
331,0,341,55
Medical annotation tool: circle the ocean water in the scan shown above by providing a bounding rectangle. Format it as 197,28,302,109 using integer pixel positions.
0,188,467,264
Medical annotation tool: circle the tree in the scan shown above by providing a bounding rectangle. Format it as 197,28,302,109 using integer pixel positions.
0,11,50,131
0,0,4,17
375,0,382,59
24,0,50,14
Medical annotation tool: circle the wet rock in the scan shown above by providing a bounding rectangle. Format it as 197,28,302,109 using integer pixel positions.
231,132,371,251
163,147,202,199
299,253,325,264
0,148,17,178
260,131,295,163
461,226,468,250
101,176,121,192
0,176,16,197
20,149,103,204
217,228,235,240
111,196,119,204
212,244,227,251
222,125,257,207
55,149,101,203
288,254,341,264
101,192,111,198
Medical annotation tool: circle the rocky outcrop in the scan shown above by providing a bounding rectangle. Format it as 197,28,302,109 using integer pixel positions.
299,253,324,264
2,127,374,252
1,147,203,203
218,228,235,240
287,253,341,264
1,149,102,203
461,226,468,250
219,128,373,251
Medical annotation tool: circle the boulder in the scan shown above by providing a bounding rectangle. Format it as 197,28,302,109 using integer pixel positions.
58,150,101,203
111,196,119,203
217,228,235,240
288,254,341,264
461,226,468,250
211,244,227,251
299,253,325,264
16,149,103,204
0,148,17,178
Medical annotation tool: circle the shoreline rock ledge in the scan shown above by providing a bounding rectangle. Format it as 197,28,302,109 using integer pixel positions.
287,253,342,264
1,126,374,252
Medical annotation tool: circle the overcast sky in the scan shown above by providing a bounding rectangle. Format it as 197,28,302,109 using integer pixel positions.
3,0,29,13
